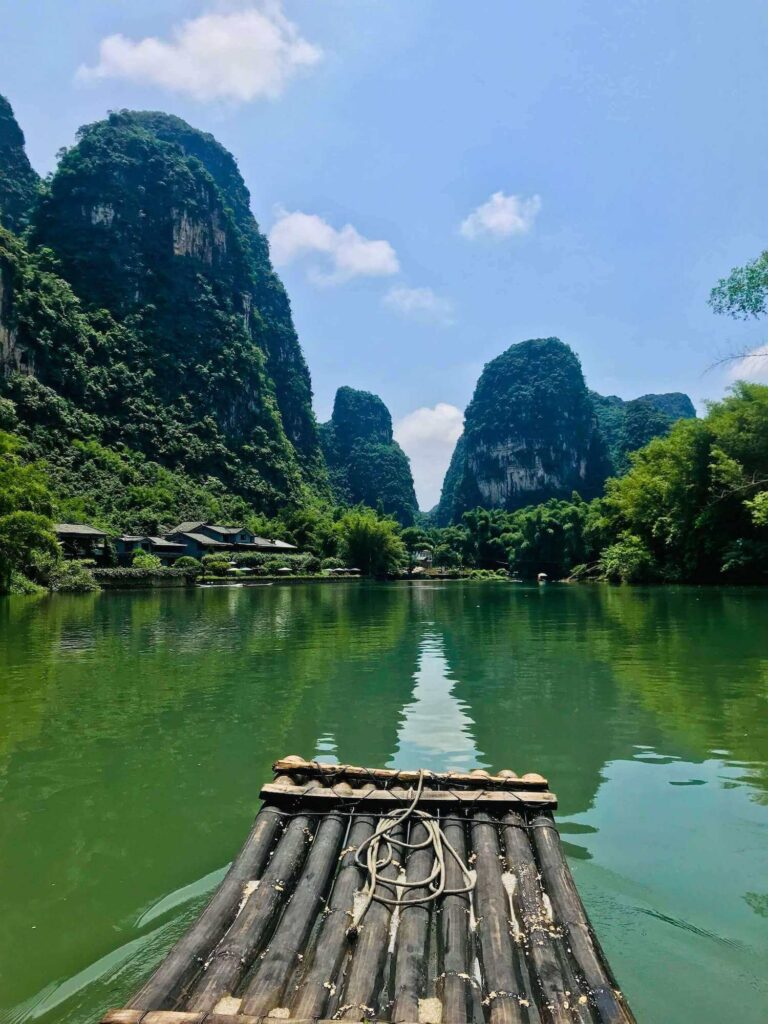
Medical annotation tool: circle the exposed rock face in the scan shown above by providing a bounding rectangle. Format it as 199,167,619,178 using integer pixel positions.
591,391,696,475
320,386,419,525
0,107,328,513
434,338,610,523
114,111,323,481
0,95,39,233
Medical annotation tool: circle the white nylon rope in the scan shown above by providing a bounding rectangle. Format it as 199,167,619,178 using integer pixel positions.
347,770,475,937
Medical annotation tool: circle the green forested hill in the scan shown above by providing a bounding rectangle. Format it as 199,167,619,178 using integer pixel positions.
434,338,697,524
320,386,419,525
591,391,696,475
434,338,611,524
0,102,330,521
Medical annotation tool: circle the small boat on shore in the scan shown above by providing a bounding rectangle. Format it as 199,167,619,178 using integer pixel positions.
103,756,635,1024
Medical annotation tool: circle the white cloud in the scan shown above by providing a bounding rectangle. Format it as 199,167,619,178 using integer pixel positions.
383,286,455,326
460,191,541,240
394,404,464,510
268,209,399,285
727,344,768,382
76,3,322,102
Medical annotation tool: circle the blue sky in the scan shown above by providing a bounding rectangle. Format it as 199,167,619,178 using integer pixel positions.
3,0,768,506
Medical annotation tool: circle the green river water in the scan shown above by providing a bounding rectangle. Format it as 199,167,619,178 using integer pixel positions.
1,581,767,1023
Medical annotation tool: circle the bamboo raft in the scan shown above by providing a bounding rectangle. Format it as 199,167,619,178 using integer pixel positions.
102,757,635,1024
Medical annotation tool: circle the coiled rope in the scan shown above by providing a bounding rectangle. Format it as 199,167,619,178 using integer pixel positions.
347,770,475,937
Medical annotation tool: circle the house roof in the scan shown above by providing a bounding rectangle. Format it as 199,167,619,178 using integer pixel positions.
119,535,148,542
172,532,230,548
170,521,206,535
55,523,107,537
252,537,297,550
148,537,187,550
206,524,246,536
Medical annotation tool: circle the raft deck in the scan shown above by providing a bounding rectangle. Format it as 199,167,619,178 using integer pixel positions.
103,757,635,1024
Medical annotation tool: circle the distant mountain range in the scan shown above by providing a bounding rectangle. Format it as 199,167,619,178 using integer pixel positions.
0,96,694,529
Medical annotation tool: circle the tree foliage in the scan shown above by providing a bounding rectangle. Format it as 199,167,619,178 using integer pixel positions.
336,507,406,576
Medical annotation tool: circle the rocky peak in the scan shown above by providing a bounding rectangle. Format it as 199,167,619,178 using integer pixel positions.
0,95,39,234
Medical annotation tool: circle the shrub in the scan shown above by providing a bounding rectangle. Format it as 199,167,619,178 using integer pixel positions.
321,557,345,570
598,534,656,583
232,552,266,568
50,560,100,593
174,556,203,574
132,550,163,570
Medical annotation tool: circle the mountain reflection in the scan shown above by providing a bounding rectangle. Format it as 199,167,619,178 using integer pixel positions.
1,581,768,1023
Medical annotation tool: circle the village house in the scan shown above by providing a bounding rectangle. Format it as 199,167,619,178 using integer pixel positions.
54,524,107,560
164,522,298,559
115,535,187,565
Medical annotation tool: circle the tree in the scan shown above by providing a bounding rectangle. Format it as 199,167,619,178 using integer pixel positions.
336,508,406,576
0,429,58,591
132,550,162,570
710,250,768,320
0,511,58,590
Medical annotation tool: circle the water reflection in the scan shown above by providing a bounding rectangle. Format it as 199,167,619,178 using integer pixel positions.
391,631,481,772
1,582,768,1024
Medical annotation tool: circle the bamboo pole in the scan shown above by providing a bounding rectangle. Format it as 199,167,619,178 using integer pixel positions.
338,823,405,1020
502,811,581,1023
129,805,283,1011
240,810,347,1015
289,816,376,1020
470,813,525,1024
186,813,315,1012
391,820,433,1022
530,813,636,1024
436,818,473,1023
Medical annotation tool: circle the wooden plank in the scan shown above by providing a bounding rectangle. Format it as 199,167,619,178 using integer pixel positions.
240,810,347,1015
273,757,548,790
530,813,636,1024
128,805,283,1011
391,820,433,1022
186,814,315,1012
289,816,376,1020
261,782,557,809
471,813,526,1024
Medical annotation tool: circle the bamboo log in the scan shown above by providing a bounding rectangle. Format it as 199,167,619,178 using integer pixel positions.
436,818,473,1023
470,813,525,1024
339,823,405,1020
273,757,548,790
186,814,315,1012
240,810,347,1015
289,816,376,1020
502,812,579,1023
129,805,283,1010
530,814,636,1024
261,782,557,809
391,820,433,1022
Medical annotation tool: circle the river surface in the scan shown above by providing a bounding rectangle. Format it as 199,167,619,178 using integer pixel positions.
1,582,767,1024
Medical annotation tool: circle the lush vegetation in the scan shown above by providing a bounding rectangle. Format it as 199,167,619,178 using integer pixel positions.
418,384,768,583
590,391,696,475
320,387,418,525
0,95,39,233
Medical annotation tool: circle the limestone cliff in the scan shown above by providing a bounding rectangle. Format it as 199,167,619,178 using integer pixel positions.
320,386,419,525
434,338,610,523
0,105,327,513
